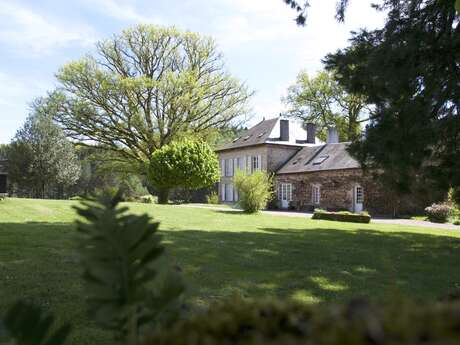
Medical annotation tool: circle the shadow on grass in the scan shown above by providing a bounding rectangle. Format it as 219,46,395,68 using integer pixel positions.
162,226,460,306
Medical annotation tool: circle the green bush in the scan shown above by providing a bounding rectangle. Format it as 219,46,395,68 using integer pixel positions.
312,210,371,223
145,298,460,345
234,170,273,213
206,191,219,204
148,139,220,204
425,203,452,223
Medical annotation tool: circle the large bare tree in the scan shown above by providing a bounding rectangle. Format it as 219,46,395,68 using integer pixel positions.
51,25,253,168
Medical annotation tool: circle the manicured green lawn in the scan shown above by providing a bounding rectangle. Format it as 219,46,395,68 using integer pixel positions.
1,198,460,344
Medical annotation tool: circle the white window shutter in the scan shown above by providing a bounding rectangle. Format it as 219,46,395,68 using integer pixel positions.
221,183,226,201
247,155,252,174
257,155,262,171
239,157,244,170
221,159,225,177
228,184,234,202
233,158,238,175
229,159,234,177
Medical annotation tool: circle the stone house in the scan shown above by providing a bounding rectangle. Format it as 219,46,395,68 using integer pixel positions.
0,159,7,195
215,117,418,216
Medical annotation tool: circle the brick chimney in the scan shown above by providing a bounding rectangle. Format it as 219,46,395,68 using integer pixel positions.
280,119,289,141
306,123,316,144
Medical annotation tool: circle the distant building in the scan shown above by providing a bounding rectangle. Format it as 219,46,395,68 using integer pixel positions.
215,117,433,215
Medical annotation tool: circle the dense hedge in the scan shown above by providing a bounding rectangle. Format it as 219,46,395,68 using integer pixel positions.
312,210,371,223
146,298,460,345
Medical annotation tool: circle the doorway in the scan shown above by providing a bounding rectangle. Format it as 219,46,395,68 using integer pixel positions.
353,185,364,212
279,183,292,209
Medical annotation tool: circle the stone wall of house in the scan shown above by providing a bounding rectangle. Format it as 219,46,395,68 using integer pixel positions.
275,169,399,215
217,144,302,203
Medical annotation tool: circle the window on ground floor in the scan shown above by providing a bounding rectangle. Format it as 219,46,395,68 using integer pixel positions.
278,183,292,201
312,185,321,204
355,185,364,204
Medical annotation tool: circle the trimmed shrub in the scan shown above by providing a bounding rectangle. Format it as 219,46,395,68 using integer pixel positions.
206,191,219,204
140,194,156,204
145,298,460,345
425,203,452,223
234,170,273,213
148,139,220,204
312,209,371,223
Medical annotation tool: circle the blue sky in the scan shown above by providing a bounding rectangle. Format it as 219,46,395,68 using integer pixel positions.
0,0,384,144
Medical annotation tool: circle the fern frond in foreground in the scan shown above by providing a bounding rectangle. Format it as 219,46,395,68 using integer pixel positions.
74,195,183,345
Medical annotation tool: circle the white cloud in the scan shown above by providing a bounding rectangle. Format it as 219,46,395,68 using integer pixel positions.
82,0,164,24
0,1,97,56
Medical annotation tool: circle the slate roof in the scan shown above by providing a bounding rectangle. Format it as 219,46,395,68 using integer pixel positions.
215,117,320,152
276,142,360,174
216,118,279,151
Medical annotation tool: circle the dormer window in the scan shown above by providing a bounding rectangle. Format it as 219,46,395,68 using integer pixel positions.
312,155,329,165
232,137,240,143
257,131,266,138
243,135,251,141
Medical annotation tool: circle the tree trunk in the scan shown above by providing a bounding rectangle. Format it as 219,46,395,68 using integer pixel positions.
157,189,169,204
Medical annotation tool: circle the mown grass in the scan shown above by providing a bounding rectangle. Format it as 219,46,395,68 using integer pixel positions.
1,198,460,344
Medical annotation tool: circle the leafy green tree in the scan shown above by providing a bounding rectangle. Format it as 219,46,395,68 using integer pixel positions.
7,99,80,198
148,139,219,204
283,70,368,141
324,0,460,198
234,170,273,213
51,25,253,170
0,144,9,159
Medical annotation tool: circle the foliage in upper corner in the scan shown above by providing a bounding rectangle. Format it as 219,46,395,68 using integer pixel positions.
148,139,220,204
74,194,184,345
324,0,460,196
234,170,273,213
2,300,71,345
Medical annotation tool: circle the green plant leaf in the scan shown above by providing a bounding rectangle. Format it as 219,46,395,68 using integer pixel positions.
3,301,71,345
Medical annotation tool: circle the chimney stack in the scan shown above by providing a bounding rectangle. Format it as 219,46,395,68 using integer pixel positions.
280,119,290,141
306,123,316,144
327,127,339,144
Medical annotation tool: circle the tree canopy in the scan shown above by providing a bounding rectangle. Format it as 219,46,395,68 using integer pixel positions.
283,0,460,24
51,25,253,169
148,139,220,203
324,0,460,197
7,99,80,198
283,70,368,141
